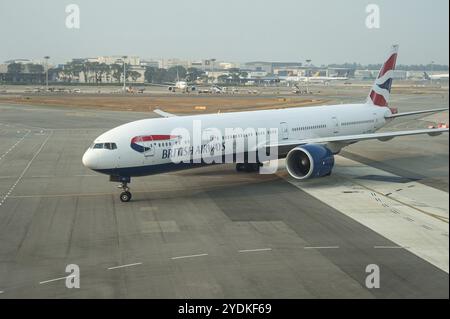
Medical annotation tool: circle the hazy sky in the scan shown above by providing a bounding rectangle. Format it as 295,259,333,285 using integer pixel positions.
0,0,448,65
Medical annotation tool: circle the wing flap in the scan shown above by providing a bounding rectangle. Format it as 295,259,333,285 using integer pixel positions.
153,109,177,118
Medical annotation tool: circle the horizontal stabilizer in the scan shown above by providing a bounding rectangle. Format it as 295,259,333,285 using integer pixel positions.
386,107,449,118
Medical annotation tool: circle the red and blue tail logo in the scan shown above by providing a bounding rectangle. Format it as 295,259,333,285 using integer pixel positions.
368,45,399,107
130,135,179,153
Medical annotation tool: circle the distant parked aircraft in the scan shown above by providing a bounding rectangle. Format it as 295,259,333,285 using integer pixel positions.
423,72,449,81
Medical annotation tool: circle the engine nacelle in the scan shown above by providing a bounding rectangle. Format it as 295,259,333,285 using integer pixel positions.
285,144,334,180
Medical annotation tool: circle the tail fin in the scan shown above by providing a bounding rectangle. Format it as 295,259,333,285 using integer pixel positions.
367,45,399,107
423,71,431,80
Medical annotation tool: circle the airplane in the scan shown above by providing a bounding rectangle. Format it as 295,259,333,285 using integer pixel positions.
423,72,449,81
151,68,197,93
167,79,196,93
82,45,449,202
285,74,348,85
301,74,349,84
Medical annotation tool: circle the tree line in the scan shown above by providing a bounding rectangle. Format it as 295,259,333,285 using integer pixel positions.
144,66,207,84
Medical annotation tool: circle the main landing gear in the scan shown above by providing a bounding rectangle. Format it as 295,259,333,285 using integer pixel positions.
235,162,262,173
110,175,132,202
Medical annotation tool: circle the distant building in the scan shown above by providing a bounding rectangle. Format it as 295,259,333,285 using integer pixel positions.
161,58,190,69
218,62,240,70
247,71,268,78
244,61,303,74
4,58,33,64
354,69,407,80
0,64,8,73
140,59,160,68
84,56,141,66
189,61,204,69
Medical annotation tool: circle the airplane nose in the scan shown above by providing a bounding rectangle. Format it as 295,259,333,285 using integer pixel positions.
82,150,94,169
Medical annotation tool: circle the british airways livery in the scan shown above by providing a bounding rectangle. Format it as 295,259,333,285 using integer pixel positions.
82,45,449,202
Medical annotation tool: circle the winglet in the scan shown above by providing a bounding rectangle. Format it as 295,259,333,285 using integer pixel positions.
154,109,177,118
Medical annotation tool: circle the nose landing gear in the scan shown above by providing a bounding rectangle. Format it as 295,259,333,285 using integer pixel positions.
110,175,132,202
118,182,132,202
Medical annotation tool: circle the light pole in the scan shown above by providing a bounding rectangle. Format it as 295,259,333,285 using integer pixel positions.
210,58,216,84
305,59,312,94
44,56,50,91
430,61,434,84
122,55,127,92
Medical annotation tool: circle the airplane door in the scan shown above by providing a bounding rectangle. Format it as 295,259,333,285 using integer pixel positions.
331,116,339,134
280,122,289,140
373,112,379,131
135,136,155,165
143,139,155,158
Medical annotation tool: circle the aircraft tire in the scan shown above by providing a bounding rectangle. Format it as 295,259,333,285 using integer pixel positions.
120,191,132,202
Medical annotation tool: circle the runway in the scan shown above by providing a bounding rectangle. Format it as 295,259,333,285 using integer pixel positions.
0,88,448,298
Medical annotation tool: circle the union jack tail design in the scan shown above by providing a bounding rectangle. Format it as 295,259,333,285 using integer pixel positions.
367,45,399,108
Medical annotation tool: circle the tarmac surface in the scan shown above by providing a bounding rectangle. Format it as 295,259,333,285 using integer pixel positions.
0,85,448,298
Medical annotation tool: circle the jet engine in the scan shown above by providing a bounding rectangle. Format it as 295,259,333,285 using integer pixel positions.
285,144,334,179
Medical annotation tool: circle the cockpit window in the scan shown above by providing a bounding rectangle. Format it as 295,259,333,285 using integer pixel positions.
104,143,117,150
92,143,117,150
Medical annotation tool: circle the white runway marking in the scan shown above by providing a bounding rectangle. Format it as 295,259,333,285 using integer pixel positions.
39,275,75,285
74,174,98,177
280,155,449,273
0,130,30,161
374,246,408,249
107,262,143,270
304,246,340,250
0,131,53,208
171,253,208,260
238,248,272,253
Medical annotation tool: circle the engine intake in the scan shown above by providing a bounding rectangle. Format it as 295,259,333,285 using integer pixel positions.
285,144,334,179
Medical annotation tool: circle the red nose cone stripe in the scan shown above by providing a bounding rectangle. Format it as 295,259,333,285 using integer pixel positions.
379,53,397,77
131,135,179,144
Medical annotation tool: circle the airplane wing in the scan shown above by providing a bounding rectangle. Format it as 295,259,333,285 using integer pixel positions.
386,107,448,118
153,109,177,118
147,83,175,87
266,128,449,150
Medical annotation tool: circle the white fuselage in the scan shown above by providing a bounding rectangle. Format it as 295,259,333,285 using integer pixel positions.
430,74,449,80
82,103,391,177
286,76,348,83
175,81,188,89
